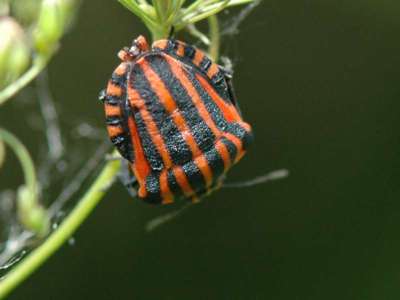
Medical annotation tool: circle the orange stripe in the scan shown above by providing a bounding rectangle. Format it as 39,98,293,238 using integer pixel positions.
164,55,221,139
127,85,173,168
224,132,245,163
195,74,242,123
104,104,121,116
141,60,214,187
206,63,219,78
107,126,123,137
215,140,231,171
114,63,127,76
192,49,205,66
106,83,123,97
152,39,168,50
176,43,185,57
135,35,149,52
140,61,200,155
193,155,213,186
127,116,151,198
160,170,174,204
165,54,229,180
155,55,233,176
173,166,194,197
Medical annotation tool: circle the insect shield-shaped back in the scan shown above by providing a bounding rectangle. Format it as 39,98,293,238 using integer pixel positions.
100,36,253,205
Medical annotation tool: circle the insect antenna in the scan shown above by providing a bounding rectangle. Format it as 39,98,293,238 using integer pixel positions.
222,169,289,188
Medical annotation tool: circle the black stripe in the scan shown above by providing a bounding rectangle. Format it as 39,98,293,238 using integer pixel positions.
172,40,180,53
130,61,192,166
131,107,164,171
110,134,125,145
220,137,238,163
110,134,133,163
184,45,195,60
100,87,123,106
164,45,231,102
146,54,216,155
226,123,253,151
206,70,231,103
167,169,182,197
165,39,175,52
106,116,122,126
104,95,120,106
211,71,225,85
199,56,212,73
104,67,135,162
111,72,125,86
120,90,135,162
204,147,225,181
183,68,229,132
143,173,162,204
182,161,206,192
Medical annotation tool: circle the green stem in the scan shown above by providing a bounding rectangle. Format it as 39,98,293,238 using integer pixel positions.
0,157,121,299
208,14,220,62
0,55,49,106
0,128,37,197
150,25,171,41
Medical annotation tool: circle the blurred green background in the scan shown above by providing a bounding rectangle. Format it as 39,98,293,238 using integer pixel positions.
1,0,400,299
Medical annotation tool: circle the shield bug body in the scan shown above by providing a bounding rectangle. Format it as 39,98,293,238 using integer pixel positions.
100,36,253,204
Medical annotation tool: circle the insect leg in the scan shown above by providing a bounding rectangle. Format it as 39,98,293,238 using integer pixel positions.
117,159,138,197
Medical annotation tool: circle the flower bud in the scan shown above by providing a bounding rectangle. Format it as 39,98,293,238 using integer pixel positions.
10,0,42,26
0,17,30,89
27,206,50,238
17,185,50,238
33,0,76,55
17,185,35,215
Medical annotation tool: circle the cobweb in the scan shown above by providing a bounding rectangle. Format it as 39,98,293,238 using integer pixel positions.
0,0,277,274
0,71,110,275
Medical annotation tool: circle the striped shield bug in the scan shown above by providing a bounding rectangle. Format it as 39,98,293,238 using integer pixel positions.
99,35,253,204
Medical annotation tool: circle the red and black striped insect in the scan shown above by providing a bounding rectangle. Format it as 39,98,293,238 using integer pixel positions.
99,35,253,204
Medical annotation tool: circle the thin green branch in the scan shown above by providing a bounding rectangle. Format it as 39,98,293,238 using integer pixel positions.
181,0,208,17
227,0,254,5
0,128,48,237
0,155,121,299
208,15,220,62
152,0,167,23
118,0,157,28
117,0,255,39
181,0,229,24
186,24,210,45
0,128,37,198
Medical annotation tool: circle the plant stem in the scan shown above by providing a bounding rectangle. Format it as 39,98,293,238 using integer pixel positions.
150,25,171,41
0,129,37,197
208,14,220,62
0,55,49,106
0,157,121,299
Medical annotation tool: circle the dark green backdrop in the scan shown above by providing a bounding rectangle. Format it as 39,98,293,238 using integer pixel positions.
1,0,400,299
